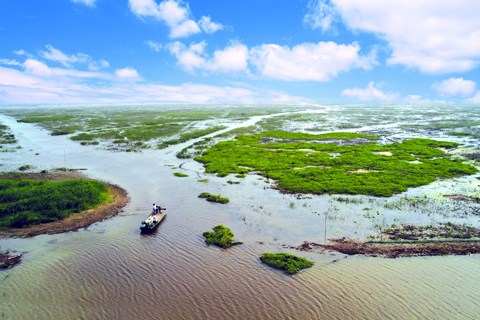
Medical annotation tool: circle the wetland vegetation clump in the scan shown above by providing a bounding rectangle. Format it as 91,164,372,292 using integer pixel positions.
0,124,17,146
198,192,229,204
195,131,477,197
203,225,242,248
0,179,110,228
173,172,189,177
259,253,314,275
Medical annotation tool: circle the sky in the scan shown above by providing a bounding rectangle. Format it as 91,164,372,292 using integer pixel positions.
1,0,480,105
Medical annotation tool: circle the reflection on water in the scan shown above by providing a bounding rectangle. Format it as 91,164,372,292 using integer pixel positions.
1,106,480,319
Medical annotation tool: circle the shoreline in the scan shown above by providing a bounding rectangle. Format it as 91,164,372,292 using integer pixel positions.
0,171,130,238
293,239,480,258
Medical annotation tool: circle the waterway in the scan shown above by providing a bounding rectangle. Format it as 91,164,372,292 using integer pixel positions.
1,106,479,319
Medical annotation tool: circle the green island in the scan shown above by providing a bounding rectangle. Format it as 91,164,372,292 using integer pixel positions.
195,131,477,197
198,192,229,204
0,178,111,228
259,253,314,275
203,225,242,248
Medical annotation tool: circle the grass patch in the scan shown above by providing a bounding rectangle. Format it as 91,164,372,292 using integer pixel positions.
198,192,229,204
0,179,110,228
195,131,477,197
259,253,314,275
197,179,209,183
173,172,189,177
202,225,242,248
18,165,33,171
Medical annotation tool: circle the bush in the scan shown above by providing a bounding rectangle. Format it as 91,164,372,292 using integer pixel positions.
260,253,314,275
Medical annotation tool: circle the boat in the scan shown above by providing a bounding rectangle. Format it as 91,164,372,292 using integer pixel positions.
140,207,166,233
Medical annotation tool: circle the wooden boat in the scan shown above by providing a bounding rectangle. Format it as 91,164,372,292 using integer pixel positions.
140,208,166,233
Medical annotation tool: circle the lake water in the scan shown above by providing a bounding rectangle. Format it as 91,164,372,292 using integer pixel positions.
1,105,479,320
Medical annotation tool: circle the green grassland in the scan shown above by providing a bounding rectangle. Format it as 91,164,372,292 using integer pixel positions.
202,224,242,248
195,131,478,197
259,253,314,275
5,106,298,151
0,179,110,228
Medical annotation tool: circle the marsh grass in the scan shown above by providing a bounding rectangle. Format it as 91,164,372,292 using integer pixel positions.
0,179,110,228
196,131,477,197
7,107,288,151
198,192,229,204
259,253,314,275
202,224,242,248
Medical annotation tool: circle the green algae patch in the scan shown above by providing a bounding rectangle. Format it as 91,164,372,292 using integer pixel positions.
0,179,110,228
260,253,314,275
195,131,478,197
203,225,242,248
198,192,229,204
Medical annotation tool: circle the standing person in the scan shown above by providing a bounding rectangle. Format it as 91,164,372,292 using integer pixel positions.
152,203,157,214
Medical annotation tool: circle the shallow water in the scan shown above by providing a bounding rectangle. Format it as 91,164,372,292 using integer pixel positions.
1,106,480,320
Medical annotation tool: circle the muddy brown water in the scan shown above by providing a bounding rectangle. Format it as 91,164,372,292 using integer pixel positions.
1,107,480,320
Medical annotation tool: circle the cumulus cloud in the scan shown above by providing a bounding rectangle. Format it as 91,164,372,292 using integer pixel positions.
71,0,96,7
40,45,109,70
328,0,480,74
304,0,337,32
250,41,376,81
115,67,141,80
341,82,399,101
167,41,248,73
129,0,223,38
433,78,476,97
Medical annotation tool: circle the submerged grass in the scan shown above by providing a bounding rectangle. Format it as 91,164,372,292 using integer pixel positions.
202,224,242,248
195,131,477,197
259,253,314,275
0,179,110,228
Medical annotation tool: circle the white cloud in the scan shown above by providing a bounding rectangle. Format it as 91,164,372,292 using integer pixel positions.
129,0,222,38
0,59,22,66
341,82,399,101
433,77,476,97
71,0,96,7
250,41,375,81
145,41,163,52
168,41,248,73
0,63,304,104
115,67,141,80
40,45,109,70
24,59,52,77
304,0,337,32
199,16,223,34
330,0,480,73
469,91,480,103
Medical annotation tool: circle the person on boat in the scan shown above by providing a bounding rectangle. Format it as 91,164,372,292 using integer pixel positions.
152,203,157,214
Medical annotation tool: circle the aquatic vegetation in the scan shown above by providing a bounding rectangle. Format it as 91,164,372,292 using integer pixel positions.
198,192,229,204
197,179,209,183
173,172,189,177
259,253,314,275
6,107,293,151
18,165,33,171
196,131,477,197
227,180,240,184
202,224,242,248
0,179,110,228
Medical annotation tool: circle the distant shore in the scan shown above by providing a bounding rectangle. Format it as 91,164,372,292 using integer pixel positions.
0,171,129,238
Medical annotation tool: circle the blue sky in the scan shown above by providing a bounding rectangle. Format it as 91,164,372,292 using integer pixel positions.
1,0,479,104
